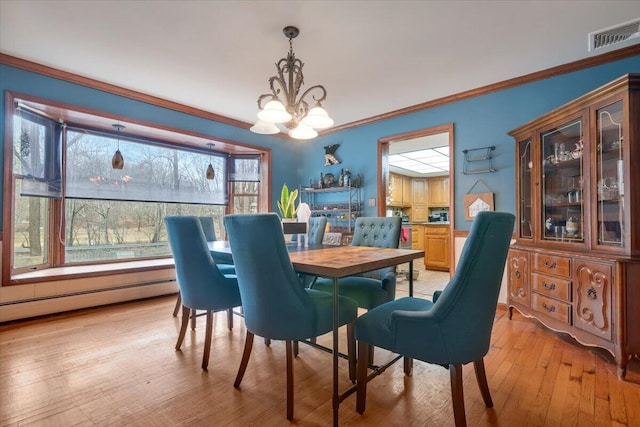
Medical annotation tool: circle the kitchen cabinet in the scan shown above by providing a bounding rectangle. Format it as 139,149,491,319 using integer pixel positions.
428,177,449,206
402,175,412,206
507,74,640,380
388,173,411,207
424,224,449,271
412,224,424,250
411,178,428,221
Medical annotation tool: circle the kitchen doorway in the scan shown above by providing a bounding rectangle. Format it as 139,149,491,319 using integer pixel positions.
377,124,454,275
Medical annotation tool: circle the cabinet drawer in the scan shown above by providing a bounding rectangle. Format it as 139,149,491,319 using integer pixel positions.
424,226,448,235
532,294,571,325
532,273,571,302
533,253,571,277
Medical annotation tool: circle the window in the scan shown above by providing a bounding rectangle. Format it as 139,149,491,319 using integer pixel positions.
4,94,269,281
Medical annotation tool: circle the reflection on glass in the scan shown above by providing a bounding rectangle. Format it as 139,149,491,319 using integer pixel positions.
540,119,584,243
596,101,624,247
519,139,533,238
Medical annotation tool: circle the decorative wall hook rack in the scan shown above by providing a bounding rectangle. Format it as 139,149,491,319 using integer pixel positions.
463,145,496,174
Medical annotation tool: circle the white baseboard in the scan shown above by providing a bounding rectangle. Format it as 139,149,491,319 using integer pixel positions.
0,281,178,322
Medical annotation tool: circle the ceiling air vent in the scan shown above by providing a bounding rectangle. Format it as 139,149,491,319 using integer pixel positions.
588,18,640,51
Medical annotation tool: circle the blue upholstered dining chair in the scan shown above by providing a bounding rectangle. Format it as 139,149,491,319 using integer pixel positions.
165,216,242,370
172,216,235,319
354,211,515,427
311,216,402,309
224,213,358,421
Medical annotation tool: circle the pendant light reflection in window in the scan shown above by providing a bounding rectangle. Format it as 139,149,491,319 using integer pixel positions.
112,124,125,169
206,142,215,180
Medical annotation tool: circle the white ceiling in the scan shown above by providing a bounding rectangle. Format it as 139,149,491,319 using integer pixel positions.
1,1,639,130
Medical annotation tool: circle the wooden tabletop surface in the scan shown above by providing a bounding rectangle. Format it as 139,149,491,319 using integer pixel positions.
208,241,423,278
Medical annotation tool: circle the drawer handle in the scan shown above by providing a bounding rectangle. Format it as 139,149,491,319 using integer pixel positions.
515,270,521,278
543,259,557,269
542,281,556,291
541,302,556,313
587,287,597,300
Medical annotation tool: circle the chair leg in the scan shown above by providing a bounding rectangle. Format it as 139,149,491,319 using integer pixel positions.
172,292,181,317
293,341,299,357
449,364,467,427
190,309,197,330
356,340,370,414
175,304,190,350
264,337,271,346
286,340,294,420
368,346,375,365
227,308,233,330
474,358,494,408
347,322,356,383
403,356,413,376
234,331,255,388
202,311,213,370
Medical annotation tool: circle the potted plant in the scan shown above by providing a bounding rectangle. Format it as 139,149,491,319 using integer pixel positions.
277,183,299,221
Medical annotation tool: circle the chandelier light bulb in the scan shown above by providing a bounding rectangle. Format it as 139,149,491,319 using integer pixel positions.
289,123,318,140
301,105,334,129
257,100,292,123
250,118,280,134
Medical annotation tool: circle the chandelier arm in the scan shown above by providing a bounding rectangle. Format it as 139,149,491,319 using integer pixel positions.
269,75,291,108
257,93,278,110
297,84,328,106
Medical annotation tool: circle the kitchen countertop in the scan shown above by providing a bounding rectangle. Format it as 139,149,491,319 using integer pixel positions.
409,221,450,225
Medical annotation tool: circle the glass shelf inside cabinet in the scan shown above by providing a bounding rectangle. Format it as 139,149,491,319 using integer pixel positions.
596,100,624,247
541,119,585,243
518,139,533,238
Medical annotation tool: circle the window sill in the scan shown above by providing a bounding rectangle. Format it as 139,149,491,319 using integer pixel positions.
9,258,175,286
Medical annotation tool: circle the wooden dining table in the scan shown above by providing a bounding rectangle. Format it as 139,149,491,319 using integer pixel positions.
209,240,424,426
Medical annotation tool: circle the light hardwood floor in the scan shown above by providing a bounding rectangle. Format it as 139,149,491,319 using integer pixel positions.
1,277,639,426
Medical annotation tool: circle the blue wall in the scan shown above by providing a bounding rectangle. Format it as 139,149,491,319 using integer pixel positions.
303,55,640,229
1,55,639,233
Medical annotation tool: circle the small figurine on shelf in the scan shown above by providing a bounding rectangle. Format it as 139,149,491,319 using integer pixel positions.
338,168,344,187
572,140,583,159
566,217,580,236
344,168,351,187
319,172,324,189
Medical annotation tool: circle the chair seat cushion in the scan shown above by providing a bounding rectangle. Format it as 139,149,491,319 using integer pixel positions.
217,263,235,275
313,277,389,310
355,297,433,351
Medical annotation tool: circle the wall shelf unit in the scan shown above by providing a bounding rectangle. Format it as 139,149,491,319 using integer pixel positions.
301,185,361,233
462,146,496,174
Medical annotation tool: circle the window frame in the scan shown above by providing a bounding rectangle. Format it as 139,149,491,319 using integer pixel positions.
2,91,271,286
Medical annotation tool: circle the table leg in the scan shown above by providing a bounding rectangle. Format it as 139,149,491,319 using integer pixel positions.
332,276,339,426
409,259,414,297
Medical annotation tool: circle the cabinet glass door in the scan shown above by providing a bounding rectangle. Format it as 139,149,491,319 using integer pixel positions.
595,100,624,247
540,118,584,243
518,139,533,239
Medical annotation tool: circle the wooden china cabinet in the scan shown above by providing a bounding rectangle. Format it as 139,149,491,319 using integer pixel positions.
507,74,639,380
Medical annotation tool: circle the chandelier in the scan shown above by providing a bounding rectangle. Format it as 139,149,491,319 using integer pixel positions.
250,26,334,140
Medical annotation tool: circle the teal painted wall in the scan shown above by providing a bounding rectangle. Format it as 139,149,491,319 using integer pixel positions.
302,56,640,229
1,55,639,233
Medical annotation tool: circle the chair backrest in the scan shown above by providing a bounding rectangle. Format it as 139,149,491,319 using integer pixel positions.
352,216,401,248
307,216,328,245
223,213,319,340
198,216,217,241
351,216,401,279
165,216,237,311
424,211,515,363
